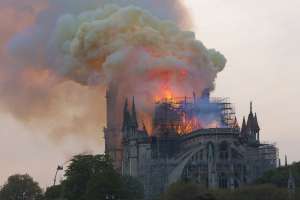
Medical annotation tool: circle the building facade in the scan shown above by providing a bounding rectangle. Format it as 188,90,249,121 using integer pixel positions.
105,90,278,199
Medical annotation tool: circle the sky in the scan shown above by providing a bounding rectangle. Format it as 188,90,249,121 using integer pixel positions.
184,0,300,163
0,0,300,188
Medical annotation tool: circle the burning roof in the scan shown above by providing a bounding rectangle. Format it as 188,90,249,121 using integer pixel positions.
152,90,237,136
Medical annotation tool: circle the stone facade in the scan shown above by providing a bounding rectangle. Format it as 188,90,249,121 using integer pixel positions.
105,91,278,199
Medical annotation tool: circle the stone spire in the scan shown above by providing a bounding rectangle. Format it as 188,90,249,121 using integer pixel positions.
131,96,138,129
278,158,281,167
254,113,260,132
142,121,148,133
245,101,261,144
246,102,255,132
241,117,247,135
122,98,131,132
233,116,239,129
254,113,260,141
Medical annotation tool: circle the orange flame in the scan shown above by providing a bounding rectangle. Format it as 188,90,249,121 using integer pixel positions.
155,86,175,102
147,68,190,102
177,114,203,135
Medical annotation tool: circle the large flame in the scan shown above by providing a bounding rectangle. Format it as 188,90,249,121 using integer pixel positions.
155,87,175,102
148,68,190,102
177,115,202,135
152,94,227,136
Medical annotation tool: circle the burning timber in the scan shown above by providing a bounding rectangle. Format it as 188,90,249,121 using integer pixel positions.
104,89,279,199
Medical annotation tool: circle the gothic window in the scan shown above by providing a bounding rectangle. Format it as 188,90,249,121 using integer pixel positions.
219,141,229,160
194,153,198,161
234,179,239,188
199,150,203,160
207,143,215,161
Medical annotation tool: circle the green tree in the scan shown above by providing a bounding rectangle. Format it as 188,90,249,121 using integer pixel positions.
62,154,112,200
235,184,287,200
256,162,300,187
121,176,144,200
296,187,300,199
84,165,123,200
214,184,288,200
62,154,144,200
162,181,216,200
163,182,289,200
44,185,64,200
0,174,44,200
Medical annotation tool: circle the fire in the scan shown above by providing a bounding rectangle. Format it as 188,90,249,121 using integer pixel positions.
155,86,175,102
147,68,190,102
148,91,228,136
176,116,222,135
177,114,202,135
164,89,173,100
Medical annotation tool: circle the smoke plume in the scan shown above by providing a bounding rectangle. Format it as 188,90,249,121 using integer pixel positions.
0,0,226,139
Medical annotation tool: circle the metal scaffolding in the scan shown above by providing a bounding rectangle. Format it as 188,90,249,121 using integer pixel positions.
153,95,238,135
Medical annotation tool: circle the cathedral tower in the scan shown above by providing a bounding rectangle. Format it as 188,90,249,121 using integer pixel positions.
104,83,123,170
241,102,260,144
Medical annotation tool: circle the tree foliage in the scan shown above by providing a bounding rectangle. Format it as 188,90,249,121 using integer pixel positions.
60,154,144,200
121,175,144,200
44,185,63,200
0,174,44,200
62,154,112,200
214,184,288,200
161,181,216,200
162,181,293,200
256,162,300,187
84,165,123,200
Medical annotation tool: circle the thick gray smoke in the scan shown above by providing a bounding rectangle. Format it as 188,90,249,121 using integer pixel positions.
0,0,226,139
9,0,191,70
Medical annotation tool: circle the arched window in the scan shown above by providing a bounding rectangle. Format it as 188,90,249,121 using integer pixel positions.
234,179,239,188
219,141,229,160
207,143,215,161
199,150,203,160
